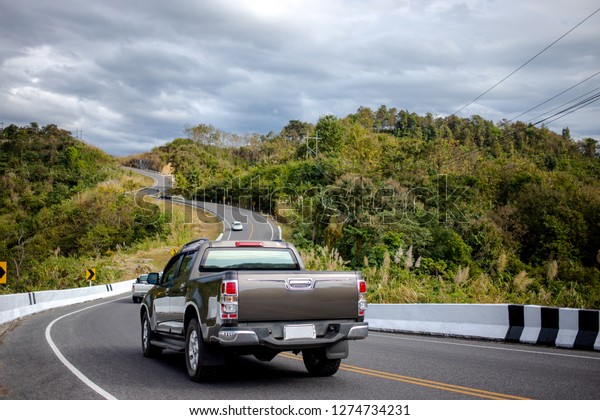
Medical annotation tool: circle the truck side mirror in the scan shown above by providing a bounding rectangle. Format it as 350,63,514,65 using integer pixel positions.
147,272,160,285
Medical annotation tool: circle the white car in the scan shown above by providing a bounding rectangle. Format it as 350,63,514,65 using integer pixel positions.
231,221,244,231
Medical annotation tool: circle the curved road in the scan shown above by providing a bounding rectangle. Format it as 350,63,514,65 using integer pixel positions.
127,167,279,241
1,167,600,400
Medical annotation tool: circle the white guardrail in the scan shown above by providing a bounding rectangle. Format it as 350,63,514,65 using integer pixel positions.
1,285,599,351
0,279,135,326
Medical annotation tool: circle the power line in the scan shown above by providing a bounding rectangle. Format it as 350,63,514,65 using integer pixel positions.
531,90,600,126
305,131,320,159
510,70,600,122
441,86,600,166
526,85,600,124
452,6,600,116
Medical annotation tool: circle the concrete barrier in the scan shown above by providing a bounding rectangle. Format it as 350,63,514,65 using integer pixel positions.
366,303,600,351
366,303,510,340
0,280,134,326
557,308,579,348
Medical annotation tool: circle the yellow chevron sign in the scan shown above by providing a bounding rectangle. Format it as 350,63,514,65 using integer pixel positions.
0,262,6,284
86,268,96,281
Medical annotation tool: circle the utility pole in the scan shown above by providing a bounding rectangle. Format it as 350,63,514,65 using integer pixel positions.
305,131,320,159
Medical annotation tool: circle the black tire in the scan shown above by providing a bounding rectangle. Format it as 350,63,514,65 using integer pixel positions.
141,312,162,358
185,318,218,382
302,348,341,377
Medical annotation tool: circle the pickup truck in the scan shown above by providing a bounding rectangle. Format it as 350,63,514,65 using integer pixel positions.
140,240,368,381
132,274,154,303
131,274,154,303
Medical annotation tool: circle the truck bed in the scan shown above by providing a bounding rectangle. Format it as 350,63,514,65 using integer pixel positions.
236,271,360,322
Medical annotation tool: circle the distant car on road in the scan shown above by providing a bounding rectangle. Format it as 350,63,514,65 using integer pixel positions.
132,274,152,303
132,272,161,303
231,221,243,231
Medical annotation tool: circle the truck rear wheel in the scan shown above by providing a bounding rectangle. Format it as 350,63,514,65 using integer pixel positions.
185,318,218,382
302,349,341,377
141,312,162,357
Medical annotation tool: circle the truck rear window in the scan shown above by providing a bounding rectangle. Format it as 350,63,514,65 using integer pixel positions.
200,248,300,271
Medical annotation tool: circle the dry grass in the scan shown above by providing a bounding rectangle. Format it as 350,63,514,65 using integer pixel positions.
300,246,349,271
547,260,558,280
512,271,532,293
453,266,470,286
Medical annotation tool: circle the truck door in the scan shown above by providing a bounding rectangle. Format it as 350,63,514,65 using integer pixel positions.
168,251,197,335
154,254,183,333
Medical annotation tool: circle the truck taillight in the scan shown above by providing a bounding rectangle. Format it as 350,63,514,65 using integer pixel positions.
357,277,368,317
220,280,238,320
358,280,367,293
222,281,237,295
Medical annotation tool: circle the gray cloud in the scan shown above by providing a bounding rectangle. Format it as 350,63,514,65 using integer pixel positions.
1,0,599,156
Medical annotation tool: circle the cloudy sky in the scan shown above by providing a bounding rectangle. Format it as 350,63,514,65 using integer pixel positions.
1,0,599,156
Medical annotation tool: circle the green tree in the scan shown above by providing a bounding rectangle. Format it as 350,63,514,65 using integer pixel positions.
582,138,598,158
315,115,345,155
280,120,312,143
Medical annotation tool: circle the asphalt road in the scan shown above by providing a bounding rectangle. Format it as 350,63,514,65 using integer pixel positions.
1,294,600,400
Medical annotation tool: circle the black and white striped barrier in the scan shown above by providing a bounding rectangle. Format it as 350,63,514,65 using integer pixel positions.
366,303,600,351
506,305,600,350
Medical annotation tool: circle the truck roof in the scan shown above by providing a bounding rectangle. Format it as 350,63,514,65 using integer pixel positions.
179,239,289,254
209,240,288,248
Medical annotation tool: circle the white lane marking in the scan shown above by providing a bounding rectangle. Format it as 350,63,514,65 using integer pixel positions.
369,332,600,361
260,212,275,240
45,298,124,400
225,218,232,240
265,214,275,240
248,211,274,240
247,210,254,240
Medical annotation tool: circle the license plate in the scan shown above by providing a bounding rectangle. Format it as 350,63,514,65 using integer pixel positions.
284,324,316,340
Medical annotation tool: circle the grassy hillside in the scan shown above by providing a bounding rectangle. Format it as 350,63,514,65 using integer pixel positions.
123,109,600,308
0,123,221,293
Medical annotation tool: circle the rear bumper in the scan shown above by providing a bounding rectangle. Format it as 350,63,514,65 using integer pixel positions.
217,321,369,349
132,285,152,298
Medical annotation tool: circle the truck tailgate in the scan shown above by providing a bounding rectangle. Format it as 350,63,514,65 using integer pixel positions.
236,271,359,322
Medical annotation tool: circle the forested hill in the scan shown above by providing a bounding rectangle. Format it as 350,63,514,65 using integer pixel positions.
0,123,166,293
1,123,114,213
123,107,600,308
